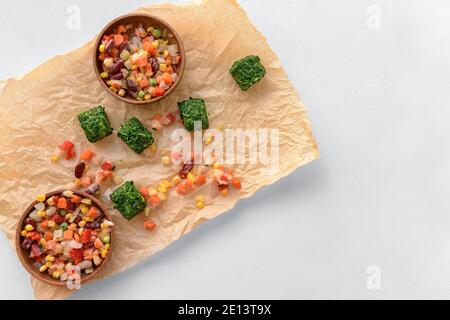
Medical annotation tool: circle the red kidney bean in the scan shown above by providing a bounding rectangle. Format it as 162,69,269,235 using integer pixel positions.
119,41,129,52
105,39,114,53
110,72,123,80
21,238,32,250
126,79,138,92
74,161,85,178
149,57,159,73
109,60,124,75
85,183,99,195
179,162,194,179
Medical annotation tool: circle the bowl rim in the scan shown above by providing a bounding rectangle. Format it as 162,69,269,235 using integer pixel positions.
92,12,186,105
15,189,114,287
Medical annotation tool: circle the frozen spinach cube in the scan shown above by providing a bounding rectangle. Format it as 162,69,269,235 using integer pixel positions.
117,117,154,154
77,106,113,143
110,181,146,220
229,55,266,91
177,98,209,132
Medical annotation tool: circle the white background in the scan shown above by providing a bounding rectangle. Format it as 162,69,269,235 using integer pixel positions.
1,0,449,299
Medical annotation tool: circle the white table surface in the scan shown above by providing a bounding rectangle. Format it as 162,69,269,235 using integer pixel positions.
1,0,449,300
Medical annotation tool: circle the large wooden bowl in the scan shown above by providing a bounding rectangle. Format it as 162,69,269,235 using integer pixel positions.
15,190,114,287
93,13,186,105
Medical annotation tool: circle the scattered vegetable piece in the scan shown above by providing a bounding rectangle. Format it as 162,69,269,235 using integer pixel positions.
110,181,146,220
117,117,154,154
177,98,209,132
78,106,113,143
229,55,266,91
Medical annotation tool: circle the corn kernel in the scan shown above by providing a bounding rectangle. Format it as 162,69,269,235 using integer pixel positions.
100,222,109,229
37,210,46,218
39,239,46,247
110,86,118,93
150,144,157,152
220,188,228,197
144,94,151,100
45,261,52,267
131,64,138,70
39,265,48,273
187,173,196,183
105,244,111,250
99,44,105,53
159,64,167,72
118,89,126,97
36,194,46,202
144,207,151,217
172,175,181,185
164,50,169,57
46,255,55,262
25,224,34,232
161,180,171,188
152,40,159,49
65,213,73,221
85,216,94,222
74,179,81,187
157,192,167,201
47,220,56,229
78,220,86,228
81,198,92,205
205,137,212,145
196,201,205,209
93,255,102,266
100,72,109,78
195,194,205,202
21,230,28,237
101,249,108,258
50,155,59,161
148,187,158,196
47,197,55,206
217,123,225,131
161,156,171,166
81,206,89,215
52,271,61,279
157,185,167,193
213,162,221,170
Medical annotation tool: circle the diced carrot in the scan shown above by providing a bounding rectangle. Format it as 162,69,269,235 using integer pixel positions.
63,229,73,240
71,195,81,204
140,78,149,88
114,34,124,47
111,48,119,59
184,181,194,190
162,73,173,85
176,184,187,195
148,194,161,207
40,220,48,230
153,87,165,97
57,197,67,209
166,66,174,74
176,56,182,64
139,186,149,199
87,207,98,218
74,234,81,242
231,177,241,189
144,220,156,231
143,41,153,52
137,57,148,67
165,56,172,65
115,24,126,34
80,149,94,161
196,175,206,185
44,231,53,241
94,237,104,249
98,53,106,62
156,75,162,84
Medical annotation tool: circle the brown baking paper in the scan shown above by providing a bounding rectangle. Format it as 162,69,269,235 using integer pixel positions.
0,0,318,299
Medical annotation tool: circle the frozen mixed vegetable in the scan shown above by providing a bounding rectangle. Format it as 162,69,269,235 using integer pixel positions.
229,55,266,91
177,98,209,132
110,181,146,220
97,23,181,101
117,117,154,154
20,191,113,281
78,106,113,143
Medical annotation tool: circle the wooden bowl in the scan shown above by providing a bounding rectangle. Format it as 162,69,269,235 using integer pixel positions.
93,13,185,105
15,190,114,287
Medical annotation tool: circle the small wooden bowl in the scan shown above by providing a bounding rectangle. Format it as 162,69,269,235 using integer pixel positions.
93,13,186,105
15,190,114,287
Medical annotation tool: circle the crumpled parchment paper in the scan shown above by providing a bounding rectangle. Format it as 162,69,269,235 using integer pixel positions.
0,0,318,299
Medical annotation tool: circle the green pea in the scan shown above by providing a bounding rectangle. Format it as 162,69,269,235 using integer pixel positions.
151,28,162,38
60,222,68,231
59,209,67,217
138,90,145,98
150,79,158,87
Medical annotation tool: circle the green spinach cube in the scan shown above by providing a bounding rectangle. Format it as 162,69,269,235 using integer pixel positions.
77,106,113,143
117,117,154,154
177,98,209,132
110,181,146,220
229,55,266,91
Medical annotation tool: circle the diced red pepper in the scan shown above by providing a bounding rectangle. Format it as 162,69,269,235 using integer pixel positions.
59,140,74,152
101,161,113,171
80,229,91,244
69,248,84,264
